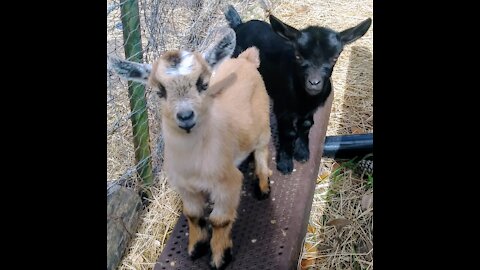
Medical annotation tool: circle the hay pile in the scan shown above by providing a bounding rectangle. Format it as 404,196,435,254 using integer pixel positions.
107,0,373,269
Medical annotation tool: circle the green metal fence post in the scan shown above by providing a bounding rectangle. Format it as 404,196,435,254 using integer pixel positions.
120,0,153,187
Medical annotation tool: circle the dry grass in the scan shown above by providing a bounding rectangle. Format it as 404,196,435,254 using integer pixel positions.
300,159,373,270
118,173,182,270
107,0,373,269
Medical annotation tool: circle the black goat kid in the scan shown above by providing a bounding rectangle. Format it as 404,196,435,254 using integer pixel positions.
225,5,371,174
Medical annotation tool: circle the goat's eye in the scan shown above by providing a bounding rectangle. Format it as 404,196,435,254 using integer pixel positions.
295,53,303,61
196,77,208,92
157,83,166,98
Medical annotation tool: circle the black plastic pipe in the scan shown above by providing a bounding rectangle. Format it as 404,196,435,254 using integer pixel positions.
322,133,373,159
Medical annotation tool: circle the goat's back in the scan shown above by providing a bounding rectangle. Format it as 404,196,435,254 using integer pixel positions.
211,47,270,154
232,21,298,109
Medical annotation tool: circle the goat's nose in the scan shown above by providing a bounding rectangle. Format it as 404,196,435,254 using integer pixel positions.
308,80,321,86
176,110,194,121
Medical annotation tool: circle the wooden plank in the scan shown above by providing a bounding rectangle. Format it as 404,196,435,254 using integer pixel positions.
107,184,143,270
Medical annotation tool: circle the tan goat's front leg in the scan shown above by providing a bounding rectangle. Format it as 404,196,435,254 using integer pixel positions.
254,138,273,200
208,167,242,270
177,188,210,260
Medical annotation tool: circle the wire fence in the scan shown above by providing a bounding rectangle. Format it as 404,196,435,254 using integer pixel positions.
106,0,268,188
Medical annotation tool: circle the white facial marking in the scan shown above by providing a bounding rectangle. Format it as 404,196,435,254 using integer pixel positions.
328,33,341,50
298,33,309,46
165,51,195,76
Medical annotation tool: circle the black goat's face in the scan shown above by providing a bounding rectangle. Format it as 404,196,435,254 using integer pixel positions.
294,28,341,95
270,15,372,96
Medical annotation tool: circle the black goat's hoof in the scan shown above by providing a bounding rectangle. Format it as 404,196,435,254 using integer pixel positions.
293,140,310,163
277,157,293,174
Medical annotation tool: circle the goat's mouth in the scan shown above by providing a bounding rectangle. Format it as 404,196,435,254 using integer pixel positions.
305,86,324,96
178,122,196,133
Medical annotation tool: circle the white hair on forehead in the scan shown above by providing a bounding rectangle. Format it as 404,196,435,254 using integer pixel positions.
165,51,196,76
328,32,341,49
298,32,309,46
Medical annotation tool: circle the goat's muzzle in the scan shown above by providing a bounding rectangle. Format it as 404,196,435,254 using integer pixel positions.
176,110,196,133
305,83,324,95
305,73,324,95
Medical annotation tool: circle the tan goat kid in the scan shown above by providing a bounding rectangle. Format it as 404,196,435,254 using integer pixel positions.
109,29,272,269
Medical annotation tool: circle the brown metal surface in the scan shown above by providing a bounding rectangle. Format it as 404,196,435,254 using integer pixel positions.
154,94,333,270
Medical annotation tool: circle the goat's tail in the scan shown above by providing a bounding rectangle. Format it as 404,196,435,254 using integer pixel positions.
224,5,242,28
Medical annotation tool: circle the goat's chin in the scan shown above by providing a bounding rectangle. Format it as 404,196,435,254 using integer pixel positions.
305,87,324,96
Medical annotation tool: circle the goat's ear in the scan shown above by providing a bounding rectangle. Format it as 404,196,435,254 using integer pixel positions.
269,15,300,41
339,18,372,45
202,28,236,70
108,56,152,84
208,72,237,98
238,47,260,68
